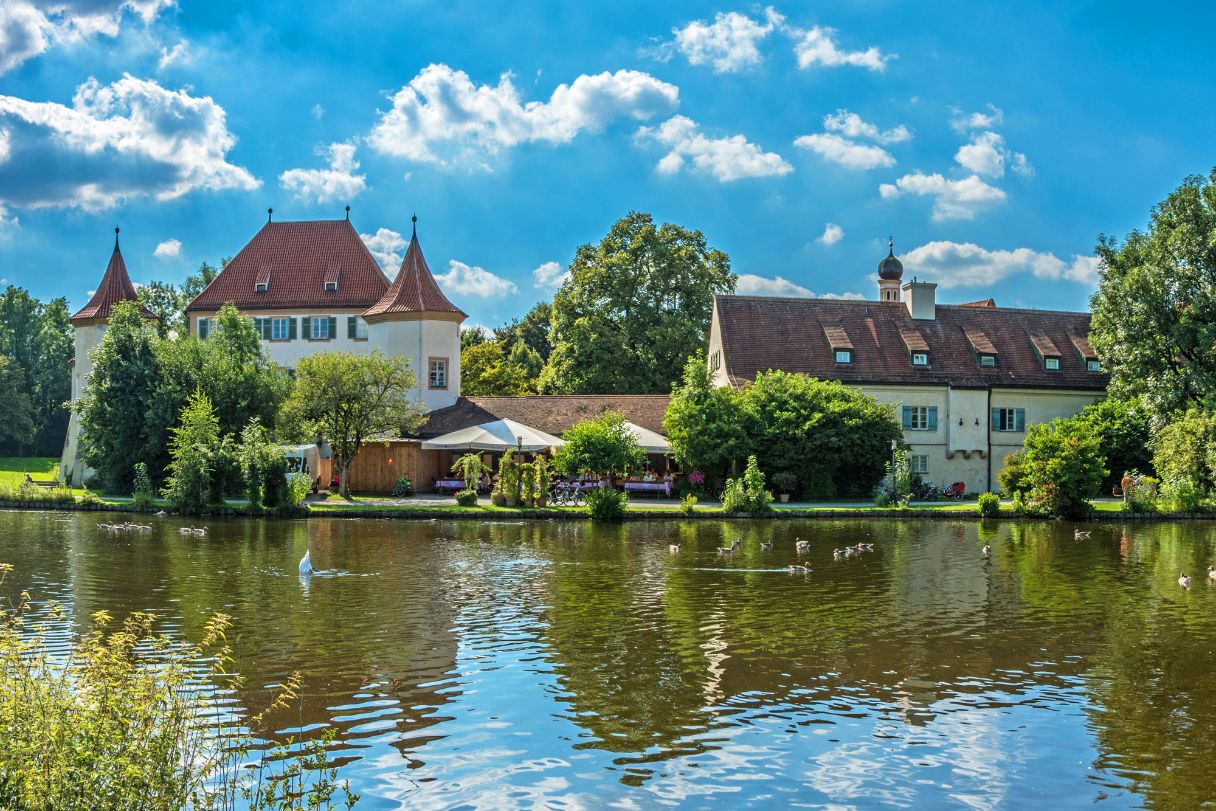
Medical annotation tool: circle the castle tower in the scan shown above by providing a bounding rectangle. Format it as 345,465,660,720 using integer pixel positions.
363,216,466,411
60,228,152,486
878,236,904,302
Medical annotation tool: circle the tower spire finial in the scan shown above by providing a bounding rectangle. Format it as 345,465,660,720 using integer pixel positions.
345,205,350,221
267,207,273,223
411,213,417,239
888,234,894,253
114,226,120,249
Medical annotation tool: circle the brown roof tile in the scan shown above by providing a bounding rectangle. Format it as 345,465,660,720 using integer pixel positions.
963,327,998,356
961,298,996,308
715,295,1108,390
822,323,853,350
1069,333,1097,360
364,227,466,320
415,395,671,438
1028,332,1061,358
71,232,156,325
186,219,389,312
899,326,929,353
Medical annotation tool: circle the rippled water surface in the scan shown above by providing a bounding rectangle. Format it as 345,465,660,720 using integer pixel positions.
2,511,1216,809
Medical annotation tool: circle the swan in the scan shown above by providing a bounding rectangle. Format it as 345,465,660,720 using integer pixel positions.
982,545,991,558
1179,572,1191,589
299,549,314,575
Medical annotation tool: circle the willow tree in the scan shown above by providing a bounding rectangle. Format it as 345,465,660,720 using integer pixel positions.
539,212,735,394
1090,167,1216,418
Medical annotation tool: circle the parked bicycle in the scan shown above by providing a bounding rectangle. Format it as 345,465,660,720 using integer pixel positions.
549,481,585,507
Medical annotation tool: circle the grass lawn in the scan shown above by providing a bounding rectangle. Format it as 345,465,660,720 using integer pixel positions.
0,457,59,486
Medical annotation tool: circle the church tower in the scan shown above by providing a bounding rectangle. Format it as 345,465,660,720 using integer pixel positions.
363,216,466,411
877,237,904,302
61,228,153,486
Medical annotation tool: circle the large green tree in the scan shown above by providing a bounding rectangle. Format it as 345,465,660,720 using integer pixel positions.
0,287,72,455
1071,397,1154,488
0,357,36,451
539,212,735,394
497,301,553,364
279,351,424,497
460,340,533,396
662,357,747,486
1090,168,1216,417
138,260,225,337
552,411,646,479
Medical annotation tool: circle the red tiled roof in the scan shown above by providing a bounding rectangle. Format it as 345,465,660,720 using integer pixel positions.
963,327,998,356
822,324,853,350
71,233,155,325
714,295,1108,390
1069,333,1097,360
364,228,466,320
186,219,389,312
962,298,996,308
415,395,671,438
1028,332,1061,358
899,327,929,353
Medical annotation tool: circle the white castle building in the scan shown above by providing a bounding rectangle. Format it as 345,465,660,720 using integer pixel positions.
61,213,466,485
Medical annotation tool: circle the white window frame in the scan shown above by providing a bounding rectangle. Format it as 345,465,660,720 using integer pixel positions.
910,454,929,474
1045,357,1060,370
907,406,930,431
911,352,929,367
271,318,291,341
993,407,1025,432
1087,359,1102,372
355,319,368,340
310,317,330,340
429,357,448,390
979,354,996,367
834,349,852,364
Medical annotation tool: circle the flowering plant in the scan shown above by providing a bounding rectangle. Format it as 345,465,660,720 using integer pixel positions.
688,471,706,485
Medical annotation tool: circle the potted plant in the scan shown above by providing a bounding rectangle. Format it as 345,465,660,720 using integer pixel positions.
533,455,549,507
771,472,797,503
520,461,536,507
500,448,519,507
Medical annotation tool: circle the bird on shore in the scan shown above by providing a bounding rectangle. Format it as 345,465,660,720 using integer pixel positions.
299,549,314,575
1074,530,1092,540
788,564,810,574
1179,572,1191,589
717,540,741,555
668,543,681,553
760,541,773,551
982,545,991,558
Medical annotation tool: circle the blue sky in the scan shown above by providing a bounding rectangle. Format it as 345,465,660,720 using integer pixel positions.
1,0,1213,329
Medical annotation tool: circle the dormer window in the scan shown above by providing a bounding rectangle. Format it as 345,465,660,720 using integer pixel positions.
1087,359,1102,372
324,281,338,292
823,323,854,366
835,349,852,364
979,354,996,367
1045,357,1060,370
255,281,268,293
324,266,341,292
911,352,929,367
255,266,271,293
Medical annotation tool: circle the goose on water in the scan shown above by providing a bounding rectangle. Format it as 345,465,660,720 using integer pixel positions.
1209,565,1216,582
832,548,845,559
717,540,741,555
1179,572,1191,589
668,543,681,553
788,564,810,574
1074,530,1092,540
982,545,991,558
795,539,810,552
760,541,773,551
299,549,314,575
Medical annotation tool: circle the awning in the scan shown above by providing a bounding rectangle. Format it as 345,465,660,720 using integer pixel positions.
420,418,565,452
624,421,669,454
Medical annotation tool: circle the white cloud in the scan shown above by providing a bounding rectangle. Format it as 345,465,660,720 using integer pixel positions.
950,103,1004,133
823,109,909,144
359,227,406,273
279,142,367,203
670,7,784,73
436,260,518,298
368,63,679,167
736,274,864,299
637,115,792,181
153,238,180,257
0,204,17,237
156,40,189,71
903,241,1100,288
818,223,843,245
0,0,174,74
0,74,259,211
792,26,892,71
532,260,569,290
879,172,1006,221
954,131,1032,178
794,133,893,170
311,104,324,120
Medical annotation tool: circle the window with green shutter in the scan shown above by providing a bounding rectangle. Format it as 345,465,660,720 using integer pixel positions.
327,316,337,339
302,316,312,339
901,405,936,431
288,317,297,340
348,316,357,339
992,407,1025,432
198,318,209,339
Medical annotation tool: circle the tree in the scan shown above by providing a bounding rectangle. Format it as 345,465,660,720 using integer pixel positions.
497,301,554,364
0,357,36,450
279,352,424,497
161,389,220,514
1151,409,1216,495
998,417,1106,518
137,282,187,338
0,287,72,455
738,371,901,499
460,340,533,396
79,302,164,490
1071,397,1154,488
540,212,735,394
1090,168,1216,417
460,325,490,351
552,411,646,479
662,357,746,486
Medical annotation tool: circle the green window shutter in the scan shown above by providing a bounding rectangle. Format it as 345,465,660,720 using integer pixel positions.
927,407,938,431
288,318,297,340
198,318,209,339
328,317,337,339
991,409,1000,430
1015,409,1025,432
348,316,357,339
901,406,912,429
301,317,312,339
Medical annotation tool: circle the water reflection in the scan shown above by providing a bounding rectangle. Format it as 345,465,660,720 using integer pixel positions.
1,511,1215,807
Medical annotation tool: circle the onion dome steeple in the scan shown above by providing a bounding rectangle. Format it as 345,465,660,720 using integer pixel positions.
878,236,904,281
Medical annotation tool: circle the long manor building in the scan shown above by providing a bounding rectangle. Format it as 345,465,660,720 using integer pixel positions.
705,242,1108,492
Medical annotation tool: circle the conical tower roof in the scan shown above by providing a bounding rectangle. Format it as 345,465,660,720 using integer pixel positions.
70,228,156,325
363,218,466,322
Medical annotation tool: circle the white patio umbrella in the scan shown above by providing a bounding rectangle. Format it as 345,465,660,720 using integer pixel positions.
623,421,669,454
420,418,565,452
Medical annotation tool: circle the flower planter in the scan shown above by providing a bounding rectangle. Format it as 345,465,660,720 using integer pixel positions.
779,494,790,503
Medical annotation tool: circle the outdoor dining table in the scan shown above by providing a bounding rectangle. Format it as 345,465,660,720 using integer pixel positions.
623,481,672,498
434,479,465,494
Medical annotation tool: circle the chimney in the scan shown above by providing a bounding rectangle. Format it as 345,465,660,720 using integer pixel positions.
902,277,936,320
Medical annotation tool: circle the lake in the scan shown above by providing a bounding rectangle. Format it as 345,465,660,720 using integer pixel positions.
1,510,1214,809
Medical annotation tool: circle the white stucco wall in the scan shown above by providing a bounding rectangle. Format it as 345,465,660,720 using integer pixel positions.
61,322,107,486
188,310,375,369
370,318,461,411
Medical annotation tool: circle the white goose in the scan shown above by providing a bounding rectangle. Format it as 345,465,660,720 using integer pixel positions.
1208,565,1216,583
299,549,314,576
1179,572,1191,589
982,545,991,558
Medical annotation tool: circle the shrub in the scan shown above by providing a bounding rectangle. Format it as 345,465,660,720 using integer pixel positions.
288,472,312,507
1125,475,1159,512
451,452,487,491
553,411,646,480
998,419,1105,519
162,390,220,515
680,493,698,515
455,489,479,507
132,462,155,509
586,486,628,521
1159,476,1204,512
1152,409,1216,495
771,471,798,495
977,492,1001,518
873,489,891,508
722,455,773,516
